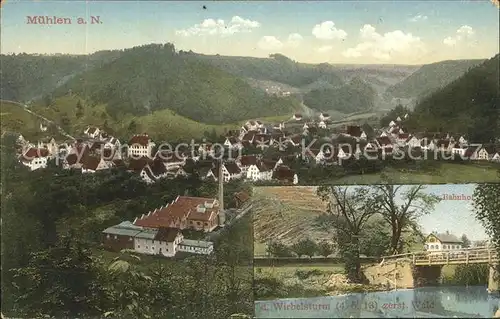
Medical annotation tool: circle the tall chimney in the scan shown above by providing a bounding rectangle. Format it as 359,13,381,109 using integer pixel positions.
218,159,225,226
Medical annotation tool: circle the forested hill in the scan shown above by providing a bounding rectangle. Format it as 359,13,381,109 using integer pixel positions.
52,44,299,124
303,76,376,113
181,52,345,88
406,54,499,143
0,51,120,102
385,59,485,99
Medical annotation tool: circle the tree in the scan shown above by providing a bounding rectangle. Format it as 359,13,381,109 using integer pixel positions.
291,238,318,258
372,185,440,255
11,235,106,318
461,234,471,248
266,240,293,257
474,184,500,251
76,100,83,118
316,186,378,282
358,217,392,257
379,104,410,127
317,241,334,258
128,120,137,133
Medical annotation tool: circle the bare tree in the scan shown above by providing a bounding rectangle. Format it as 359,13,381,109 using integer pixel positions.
372,185,440,255
317,185,378,282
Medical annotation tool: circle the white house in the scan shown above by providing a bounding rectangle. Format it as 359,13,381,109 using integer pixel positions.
319,113,330,121
133,228,183,257
207,163,242,182
177,239,214,255
389,120,396,127
375,137,393,151
405,136,421,148
104,137,121,152
273,122,285,130
293,113,303,121
140,160,168,184
451,143,468,156
37,137,58,156
337,146,352,160
246,161,273,181
40,123,48,132
318,121,327,129
128,134,155,158
236,155,258,175
477,146,494,160
492,152,500,162
360,131,367,140
396,116,402,122
20,148,50,171
243,120,260,131
84,126,101,139
424,232,463,252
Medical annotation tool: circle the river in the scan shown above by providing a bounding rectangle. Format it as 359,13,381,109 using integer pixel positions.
255,286,499,318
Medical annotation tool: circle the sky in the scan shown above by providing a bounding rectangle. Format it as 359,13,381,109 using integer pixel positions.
1,0,499,64
397,184,489,241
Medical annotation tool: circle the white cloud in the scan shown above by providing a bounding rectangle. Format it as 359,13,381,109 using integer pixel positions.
257,36,283,51
287,33,303,47
316,45,333,53
342,24,426,61
175,16,260,36
443,25,475,46
312,21,347,40
409,14,428,22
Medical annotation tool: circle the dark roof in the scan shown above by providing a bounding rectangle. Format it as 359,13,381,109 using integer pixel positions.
223,162,241,174
154,227,182,242
272,166,296,180
128,157,153,171
226,137,238,144
430,233,462,244
376,136,392,146
129,134,151,146
254,134,272,144
22,148,49,159
239,155,258,166
82,156,101,170
242,131,256,141
436,139,450,148
234,191,250,204
346,125,362,137
149,159,167,176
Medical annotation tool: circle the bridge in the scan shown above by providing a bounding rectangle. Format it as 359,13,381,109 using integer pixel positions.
362,247,499,292
382,247,498,266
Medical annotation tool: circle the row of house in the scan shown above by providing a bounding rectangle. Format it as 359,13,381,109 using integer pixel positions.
102,196,224,257
16,125,301,184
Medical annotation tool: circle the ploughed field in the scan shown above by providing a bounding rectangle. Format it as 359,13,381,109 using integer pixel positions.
252,186,331,255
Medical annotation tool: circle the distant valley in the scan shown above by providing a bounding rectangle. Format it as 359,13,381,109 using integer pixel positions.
1,43,493,142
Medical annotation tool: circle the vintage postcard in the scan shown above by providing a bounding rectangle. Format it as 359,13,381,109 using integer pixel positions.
253,184,500,318
1,0,499,319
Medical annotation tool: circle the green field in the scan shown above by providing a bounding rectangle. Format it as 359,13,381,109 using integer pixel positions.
0,100,62,140
28,96,239,142
254,242,268,256
331,163,500,184
255,263,344,277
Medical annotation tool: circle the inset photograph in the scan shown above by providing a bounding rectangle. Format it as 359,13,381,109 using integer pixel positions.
253,184,500,318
